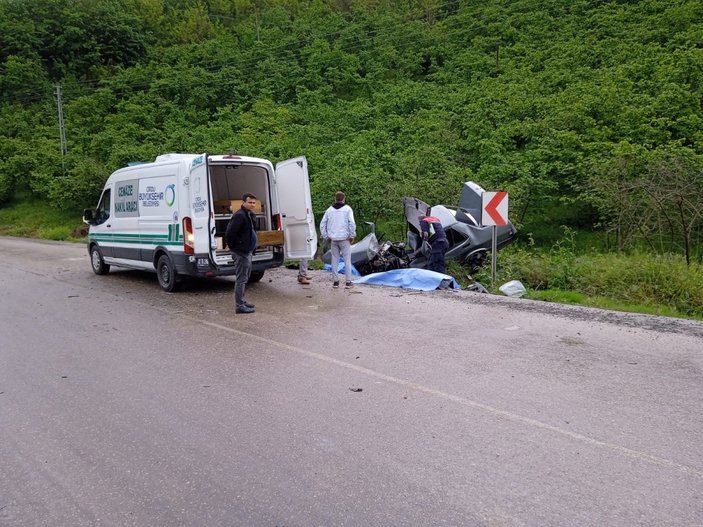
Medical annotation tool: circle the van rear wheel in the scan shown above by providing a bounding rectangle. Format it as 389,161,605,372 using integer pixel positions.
157,255,179,292
90,245,110,275
248,270,265,283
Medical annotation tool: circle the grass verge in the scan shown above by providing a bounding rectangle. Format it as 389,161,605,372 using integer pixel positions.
3,200,702,320
0,199,86,242
465,242,703,321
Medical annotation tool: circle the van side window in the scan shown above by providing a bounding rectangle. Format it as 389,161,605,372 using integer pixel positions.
95,189,111,225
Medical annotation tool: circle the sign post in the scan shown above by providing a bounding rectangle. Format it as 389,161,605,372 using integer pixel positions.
491,225,497,283
481,191,509,284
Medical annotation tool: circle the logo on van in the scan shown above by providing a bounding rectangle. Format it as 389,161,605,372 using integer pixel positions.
165,184,176,207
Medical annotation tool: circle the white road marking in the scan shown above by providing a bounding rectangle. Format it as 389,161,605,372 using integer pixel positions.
197,317,703,479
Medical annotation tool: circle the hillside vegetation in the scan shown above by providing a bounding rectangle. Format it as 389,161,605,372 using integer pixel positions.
1,0,702,316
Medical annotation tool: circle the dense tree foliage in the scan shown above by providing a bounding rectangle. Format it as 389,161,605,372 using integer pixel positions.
1,0,702,258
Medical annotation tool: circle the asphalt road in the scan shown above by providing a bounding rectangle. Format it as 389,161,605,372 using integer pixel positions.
1,236,701,526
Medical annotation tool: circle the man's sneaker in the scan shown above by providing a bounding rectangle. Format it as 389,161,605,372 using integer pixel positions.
333,281,340,289
298,276,311,285
345,281,353,289
244,301,255,308
236,305,255,314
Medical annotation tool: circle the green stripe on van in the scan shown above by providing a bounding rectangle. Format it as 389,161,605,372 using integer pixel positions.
90,234,182,246
89,232,168,240
166,223,181,242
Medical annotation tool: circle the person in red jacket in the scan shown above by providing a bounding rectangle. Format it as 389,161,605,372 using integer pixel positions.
420,211,449,274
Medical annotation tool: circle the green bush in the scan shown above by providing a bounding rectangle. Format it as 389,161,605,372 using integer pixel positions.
0,169,14,205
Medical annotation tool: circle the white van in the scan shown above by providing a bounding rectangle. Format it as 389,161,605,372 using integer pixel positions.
83,153,317,291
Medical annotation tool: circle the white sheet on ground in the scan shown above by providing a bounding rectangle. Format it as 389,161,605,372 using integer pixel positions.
352,268,461,291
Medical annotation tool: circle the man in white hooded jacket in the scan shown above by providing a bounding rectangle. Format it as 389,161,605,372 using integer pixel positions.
320,191,356,288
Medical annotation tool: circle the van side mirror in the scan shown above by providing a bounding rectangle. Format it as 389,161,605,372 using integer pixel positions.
83,209,93,224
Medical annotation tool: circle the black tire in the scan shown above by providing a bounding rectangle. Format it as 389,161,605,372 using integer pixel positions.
248,270,265,283
90,245,110,275
464,250,488,274
156,254,178,292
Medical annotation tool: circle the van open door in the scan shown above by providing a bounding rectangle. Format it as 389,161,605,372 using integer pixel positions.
187,153,211,255
275,156,317,260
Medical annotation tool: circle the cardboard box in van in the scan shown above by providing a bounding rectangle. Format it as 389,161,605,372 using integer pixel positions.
256,230,284,247
214,200,232,214
214,199,263,215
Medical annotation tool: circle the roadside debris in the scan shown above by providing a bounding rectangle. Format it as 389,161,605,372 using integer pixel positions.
466,281,489,293
499,280,527,298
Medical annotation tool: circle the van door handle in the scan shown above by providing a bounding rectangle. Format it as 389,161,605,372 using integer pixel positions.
106,224,111,228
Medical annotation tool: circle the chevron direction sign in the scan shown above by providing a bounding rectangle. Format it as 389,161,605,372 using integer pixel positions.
481,191,509,226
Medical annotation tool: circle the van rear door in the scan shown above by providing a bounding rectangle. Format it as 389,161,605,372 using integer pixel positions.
187,153,211,255
275,156,317,260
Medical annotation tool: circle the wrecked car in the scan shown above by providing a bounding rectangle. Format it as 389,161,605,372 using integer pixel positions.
322,181,518,275
403,181,518,273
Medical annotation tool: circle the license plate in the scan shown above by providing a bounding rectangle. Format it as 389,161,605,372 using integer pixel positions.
197,258,209,266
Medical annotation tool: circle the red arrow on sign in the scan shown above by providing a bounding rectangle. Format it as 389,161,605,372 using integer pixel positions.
485,191,508,226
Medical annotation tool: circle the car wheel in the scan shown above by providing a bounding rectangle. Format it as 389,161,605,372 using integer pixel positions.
157,254,178,292
248,270,265,283
464,250,488,274
90,245,110,275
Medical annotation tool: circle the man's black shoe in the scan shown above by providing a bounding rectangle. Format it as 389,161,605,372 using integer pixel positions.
244,301,255,308
333,281,340,289
236,305,255,314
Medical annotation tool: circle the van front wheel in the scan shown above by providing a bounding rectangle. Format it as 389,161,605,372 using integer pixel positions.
90,246,110,275
157,255,178,292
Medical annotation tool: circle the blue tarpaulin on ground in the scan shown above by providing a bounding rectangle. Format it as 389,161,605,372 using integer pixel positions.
352,268,461,291
323,259,362,277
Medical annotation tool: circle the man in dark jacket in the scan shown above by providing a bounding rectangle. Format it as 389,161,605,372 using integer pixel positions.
226,193,259,314
420,210,449,274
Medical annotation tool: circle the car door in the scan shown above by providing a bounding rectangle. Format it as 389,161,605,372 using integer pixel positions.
275,156,317,260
